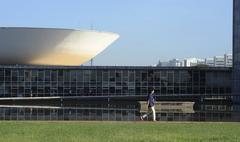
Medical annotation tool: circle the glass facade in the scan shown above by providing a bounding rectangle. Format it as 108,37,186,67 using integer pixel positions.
233,0,240,102
0,65,232,100
0,102,239,121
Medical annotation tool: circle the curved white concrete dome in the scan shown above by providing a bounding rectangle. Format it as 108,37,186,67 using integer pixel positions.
0,27,119,66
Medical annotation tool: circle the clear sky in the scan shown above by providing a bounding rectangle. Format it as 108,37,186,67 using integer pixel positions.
0,0,232,66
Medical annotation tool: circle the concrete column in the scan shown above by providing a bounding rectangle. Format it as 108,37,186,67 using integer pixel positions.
233,0,240,103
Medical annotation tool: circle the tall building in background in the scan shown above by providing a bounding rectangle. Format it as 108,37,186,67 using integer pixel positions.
233,0,240,102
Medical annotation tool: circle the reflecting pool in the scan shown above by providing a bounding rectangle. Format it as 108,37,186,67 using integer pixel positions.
0,101,239,121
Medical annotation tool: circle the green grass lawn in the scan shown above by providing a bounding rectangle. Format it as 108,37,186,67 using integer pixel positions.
0,121,239,142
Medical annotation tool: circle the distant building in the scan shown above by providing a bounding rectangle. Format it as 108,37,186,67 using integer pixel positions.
205,58,214,66
169,59,182,67
184,58,196,67
197,59,205,65
214,56,225,67
158,53,232,67
157,59,182,67
224,54,232,67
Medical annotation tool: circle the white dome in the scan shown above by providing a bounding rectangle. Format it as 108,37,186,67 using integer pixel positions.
0,27,119,66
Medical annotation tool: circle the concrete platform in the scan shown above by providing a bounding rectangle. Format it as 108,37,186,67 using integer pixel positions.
139,101,195,113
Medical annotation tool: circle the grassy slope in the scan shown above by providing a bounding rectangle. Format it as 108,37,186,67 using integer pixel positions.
0,121,239,142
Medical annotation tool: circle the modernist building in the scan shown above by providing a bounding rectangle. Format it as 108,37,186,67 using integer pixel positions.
0,0,239,104
0,3,239,121
0,26,236,103
0,65,237,121
0,65,232,101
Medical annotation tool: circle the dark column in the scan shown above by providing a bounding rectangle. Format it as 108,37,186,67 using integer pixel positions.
233,0,240,103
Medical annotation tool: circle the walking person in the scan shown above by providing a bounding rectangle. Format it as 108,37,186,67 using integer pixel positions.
140,89,156,121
